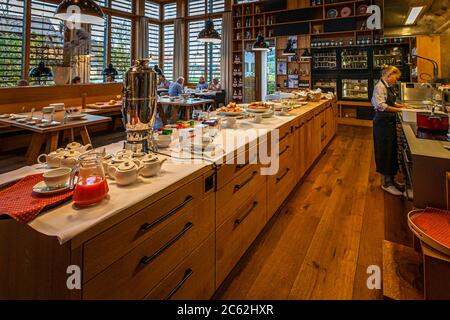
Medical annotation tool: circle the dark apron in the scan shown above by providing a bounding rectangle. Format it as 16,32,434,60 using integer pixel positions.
373,80,398,176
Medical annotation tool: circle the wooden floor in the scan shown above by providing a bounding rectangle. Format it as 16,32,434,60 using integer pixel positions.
214,125,413,300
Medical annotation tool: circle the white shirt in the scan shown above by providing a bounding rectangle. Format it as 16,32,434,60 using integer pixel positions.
371,80,390,112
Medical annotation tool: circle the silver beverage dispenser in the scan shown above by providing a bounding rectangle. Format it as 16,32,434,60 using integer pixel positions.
122,59,158,153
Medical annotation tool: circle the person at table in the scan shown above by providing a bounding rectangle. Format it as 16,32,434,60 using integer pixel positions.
168,77,184,96
71,76,81,84
196,76,208,91
372,65,407,196
158,75,170,89
105,75,115,83
208,78,222,91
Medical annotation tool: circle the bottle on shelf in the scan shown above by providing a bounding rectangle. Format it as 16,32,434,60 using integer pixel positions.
236,20,241,28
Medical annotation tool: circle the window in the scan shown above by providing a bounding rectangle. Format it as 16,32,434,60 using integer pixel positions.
163,3,177,20
0,0,24,87
145,1,160,20
163,24,174,80
110,16,132,81
111,0,132,13
90,19,107,83
148,23,159,65
187,18,222,84
30,0,64,86
188,0,225,16
187,20,205,83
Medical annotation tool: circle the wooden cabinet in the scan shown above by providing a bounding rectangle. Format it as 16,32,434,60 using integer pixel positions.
83,176,205,282
83,193,215,300
144,234,215,300
216,185,267,287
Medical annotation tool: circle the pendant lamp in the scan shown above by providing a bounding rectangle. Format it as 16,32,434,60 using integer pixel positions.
55,0,104,25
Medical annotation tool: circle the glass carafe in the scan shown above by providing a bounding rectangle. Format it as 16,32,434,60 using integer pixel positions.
72,152,109,207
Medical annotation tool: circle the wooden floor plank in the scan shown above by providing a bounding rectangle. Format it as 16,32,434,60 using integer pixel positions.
288,128,372,299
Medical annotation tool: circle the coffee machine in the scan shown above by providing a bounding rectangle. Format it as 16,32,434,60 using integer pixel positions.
122,59,158,153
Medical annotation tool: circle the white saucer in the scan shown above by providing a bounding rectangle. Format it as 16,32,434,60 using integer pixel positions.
32,181,70,195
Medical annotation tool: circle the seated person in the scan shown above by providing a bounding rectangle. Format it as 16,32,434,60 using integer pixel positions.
16,79,29,87
168,77,184,96
196,76,208,91
105,75,115,82
158,75,170,89
71,76,81,84
208,78,222,91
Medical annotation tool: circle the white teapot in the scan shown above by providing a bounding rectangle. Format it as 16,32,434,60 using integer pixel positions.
37,148,66,168
66,142,92,154
60,149,81,168
103,154,133,176
108,160,142,186
139,154,167,178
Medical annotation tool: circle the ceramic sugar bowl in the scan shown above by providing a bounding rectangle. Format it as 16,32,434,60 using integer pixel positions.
139,154,167,178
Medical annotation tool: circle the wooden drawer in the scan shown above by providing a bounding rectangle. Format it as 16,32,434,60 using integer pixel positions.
216,164,266,227
82,193,215,300
216,185,267,287
144,234,215,300
216,143,259,190
267,148,297,220
83,175,205,282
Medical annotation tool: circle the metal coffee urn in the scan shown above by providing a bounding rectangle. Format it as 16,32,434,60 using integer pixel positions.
122,59,158,153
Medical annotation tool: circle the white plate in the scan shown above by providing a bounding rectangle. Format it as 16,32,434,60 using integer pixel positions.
66,114,87,120
219,111,246,117
245,107,271,113
32,181,70,195
0,114,10,119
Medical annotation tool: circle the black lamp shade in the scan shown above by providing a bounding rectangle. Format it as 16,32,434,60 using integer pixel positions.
198,20,222,44
55,0,104,25
301,49,312,59
252,35,270,52
102,63,118,76
282,40,296,56
29,61,53,78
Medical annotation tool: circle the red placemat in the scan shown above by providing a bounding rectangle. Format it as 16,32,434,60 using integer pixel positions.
0,173,73,223
410,207,450,251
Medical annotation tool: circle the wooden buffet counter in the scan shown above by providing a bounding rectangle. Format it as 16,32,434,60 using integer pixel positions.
0,100,337,299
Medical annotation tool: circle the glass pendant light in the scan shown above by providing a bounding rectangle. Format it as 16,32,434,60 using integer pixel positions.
198,20,222,44
55,0,104,25
198,0,221,44
282,39,296,56
301,49,312,59
252,35,270,52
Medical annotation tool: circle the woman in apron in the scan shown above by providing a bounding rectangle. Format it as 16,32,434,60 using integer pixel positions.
372,66,407,196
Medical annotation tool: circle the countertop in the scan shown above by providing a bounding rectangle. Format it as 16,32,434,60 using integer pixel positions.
0,100,331,245
400,114,450,160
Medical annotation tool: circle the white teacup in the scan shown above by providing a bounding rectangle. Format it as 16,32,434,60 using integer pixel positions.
254,114,263,124
42,167,72,188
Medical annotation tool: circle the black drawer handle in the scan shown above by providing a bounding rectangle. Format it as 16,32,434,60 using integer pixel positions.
139,222,193,266
235,156,257,172
140,195,193,232
321,135,327,142
279,145,290,156
234,171,257,193
276,168,290,183
235,201,258,225
165,268,193,300
321,122,327,128
279,132,289,142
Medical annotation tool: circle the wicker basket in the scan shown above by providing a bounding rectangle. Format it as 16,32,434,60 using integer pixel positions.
308,92,322,102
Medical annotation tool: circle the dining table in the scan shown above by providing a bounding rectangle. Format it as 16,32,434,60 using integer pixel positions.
0,113,111,165
157,98,214,124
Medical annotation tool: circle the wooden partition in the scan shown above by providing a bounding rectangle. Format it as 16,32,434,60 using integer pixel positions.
0,83,122,114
